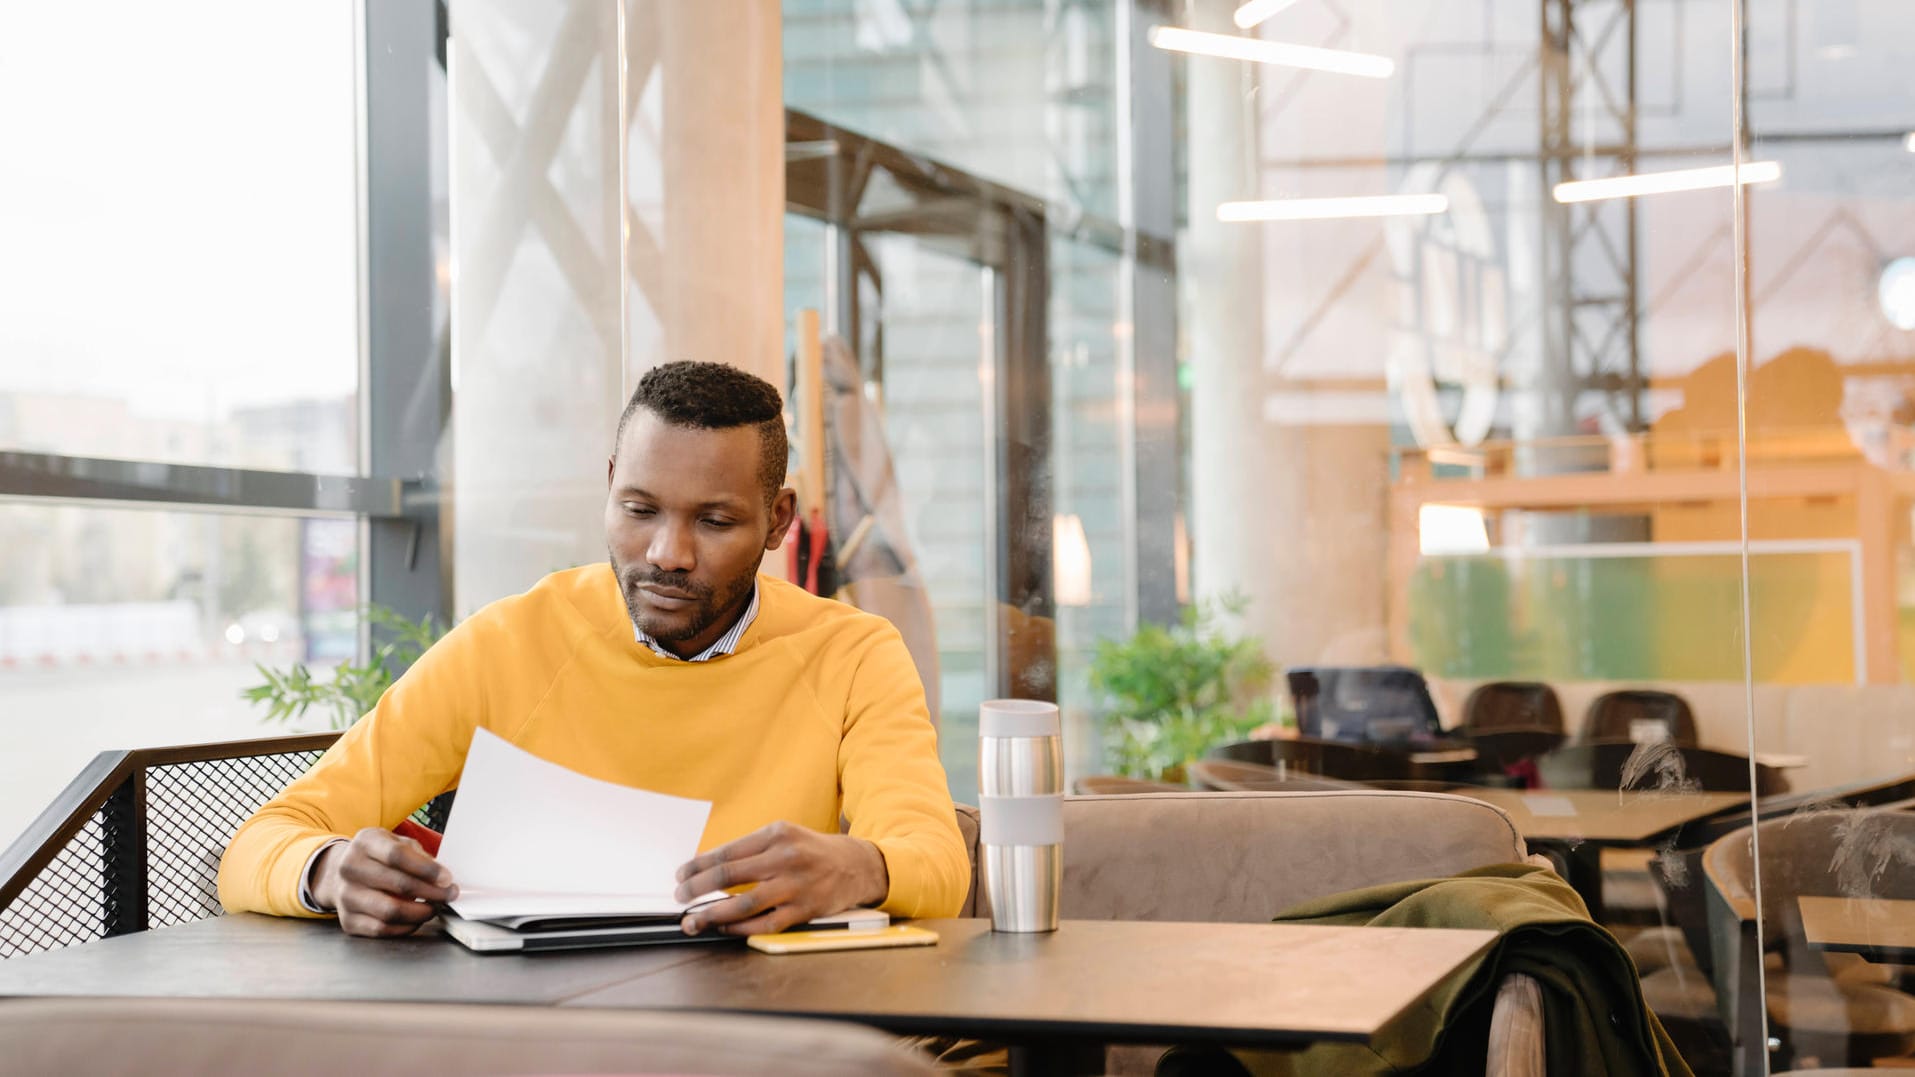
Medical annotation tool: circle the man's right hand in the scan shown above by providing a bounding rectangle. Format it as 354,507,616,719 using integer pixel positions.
310,828,458,937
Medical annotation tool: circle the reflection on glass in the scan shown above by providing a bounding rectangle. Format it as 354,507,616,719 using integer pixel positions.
863,237,992,803
0,505,358,848
1050,237,1127,791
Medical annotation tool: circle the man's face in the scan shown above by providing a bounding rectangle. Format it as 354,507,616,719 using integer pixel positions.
605,411,794,658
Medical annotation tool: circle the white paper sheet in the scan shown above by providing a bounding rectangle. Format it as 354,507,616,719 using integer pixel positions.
437,728,725,922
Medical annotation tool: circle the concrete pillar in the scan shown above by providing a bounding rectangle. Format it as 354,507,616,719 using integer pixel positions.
628,2,784,384
449,0,784,616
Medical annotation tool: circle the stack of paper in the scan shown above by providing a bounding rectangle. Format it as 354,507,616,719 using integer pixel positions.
435,729,726,924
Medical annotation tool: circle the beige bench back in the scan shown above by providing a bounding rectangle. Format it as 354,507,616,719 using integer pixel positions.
957,789,1525,921
0,997,936,1077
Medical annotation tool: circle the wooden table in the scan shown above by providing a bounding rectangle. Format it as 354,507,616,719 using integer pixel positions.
1454,789,1749,919
1798,897,1915,963
0,915,1497,1076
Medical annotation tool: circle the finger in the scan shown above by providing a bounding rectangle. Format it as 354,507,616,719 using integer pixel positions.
683,877,797,934
340,857,457,904
338,910,422,938
363,831,454,887
340,887,439,930
717,904,811,938
674,822,787,886
674,847,791,903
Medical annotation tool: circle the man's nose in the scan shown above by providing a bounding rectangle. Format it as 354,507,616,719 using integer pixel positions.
646,520,695,573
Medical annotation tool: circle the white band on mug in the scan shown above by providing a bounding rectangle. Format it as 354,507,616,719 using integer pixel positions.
979,699,1061,739
979,793,1064,846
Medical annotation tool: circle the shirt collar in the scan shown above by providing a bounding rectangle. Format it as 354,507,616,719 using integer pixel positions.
633,581,759,662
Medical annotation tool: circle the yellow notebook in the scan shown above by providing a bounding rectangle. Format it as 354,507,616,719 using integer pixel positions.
747,924,940,954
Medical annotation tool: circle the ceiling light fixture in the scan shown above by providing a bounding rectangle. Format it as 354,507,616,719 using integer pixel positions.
1232,0,1301,30
1147,26,1394,79
1552,161,1782,203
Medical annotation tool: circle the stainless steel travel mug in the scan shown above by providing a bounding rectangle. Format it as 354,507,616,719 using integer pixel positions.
978,699,1063,932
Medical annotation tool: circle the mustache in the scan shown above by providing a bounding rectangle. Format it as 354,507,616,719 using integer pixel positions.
621,568,712,598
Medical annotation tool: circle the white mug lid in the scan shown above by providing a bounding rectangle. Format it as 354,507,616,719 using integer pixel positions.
979,699,1060,738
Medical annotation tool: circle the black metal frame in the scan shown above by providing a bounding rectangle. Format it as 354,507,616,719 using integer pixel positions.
0,734,344,959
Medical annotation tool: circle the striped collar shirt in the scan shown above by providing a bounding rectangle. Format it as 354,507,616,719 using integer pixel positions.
634,582,759,662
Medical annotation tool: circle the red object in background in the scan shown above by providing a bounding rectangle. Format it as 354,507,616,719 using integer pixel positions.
783,509,832,595
1505,758,1542,790
394,818,442,857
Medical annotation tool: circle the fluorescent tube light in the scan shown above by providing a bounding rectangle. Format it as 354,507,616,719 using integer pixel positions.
1218,194,1447,222
1148,26,1394,79
1904,132,1915,152
1552,161,1782,203
1233,0,1301,29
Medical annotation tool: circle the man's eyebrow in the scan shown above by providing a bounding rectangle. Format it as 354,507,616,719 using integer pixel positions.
614,486,749,511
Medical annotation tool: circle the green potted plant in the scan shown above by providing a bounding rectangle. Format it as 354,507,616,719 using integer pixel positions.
1087,596,1278,781
243,606,449,730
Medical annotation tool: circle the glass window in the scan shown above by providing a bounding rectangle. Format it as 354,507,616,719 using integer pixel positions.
1744,10,1915,1071
0,2,360,472
0,505,358,847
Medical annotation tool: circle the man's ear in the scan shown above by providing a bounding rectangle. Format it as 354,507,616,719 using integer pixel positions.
764,487,798,551
606,455,616,488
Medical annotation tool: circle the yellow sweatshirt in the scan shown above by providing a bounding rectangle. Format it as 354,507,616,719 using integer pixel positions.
217,565,968,920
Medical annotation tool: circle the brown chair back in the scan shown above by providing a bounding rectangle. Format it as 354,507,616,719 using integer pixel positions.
1463,681,1566,735
1579,689,1698,746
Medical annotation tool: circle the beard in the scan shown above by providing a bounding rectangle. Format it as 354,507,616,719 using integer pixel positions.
609,549,755,645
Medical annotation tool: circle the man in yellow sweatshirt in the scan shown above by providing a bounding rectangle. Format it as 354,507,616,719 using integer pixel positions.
218,361,969,938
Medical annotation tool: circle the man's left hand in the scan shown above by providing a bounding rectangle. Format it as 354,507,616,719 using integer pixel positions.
673,821,888,936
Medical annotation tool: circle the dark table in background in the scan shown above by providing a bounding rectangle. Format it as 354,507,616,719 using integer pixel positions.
1798,897,1915,964
1454,789,1750,919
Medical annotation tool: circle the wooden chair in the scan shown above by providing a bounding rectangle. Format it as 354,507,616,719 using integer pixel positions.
1462,682,1568,779
1701,809,1915,1073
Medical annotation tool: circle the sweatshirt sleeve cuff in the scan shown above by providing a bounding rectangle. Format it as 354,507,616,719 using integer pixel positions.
871,835,967,920
266,832,345,919
297,838,349,914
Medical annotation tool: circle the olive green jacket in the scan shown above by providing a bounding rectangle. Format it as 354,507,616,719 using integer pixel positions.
1231,863,1693,1076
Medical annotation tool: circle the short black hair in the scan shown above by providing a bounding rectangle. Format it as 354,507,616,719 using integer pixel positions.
615,361,788,508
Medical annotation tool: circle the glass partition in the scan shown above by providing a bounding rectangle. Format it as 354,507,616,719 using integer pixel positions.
1741,4,1915,1073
